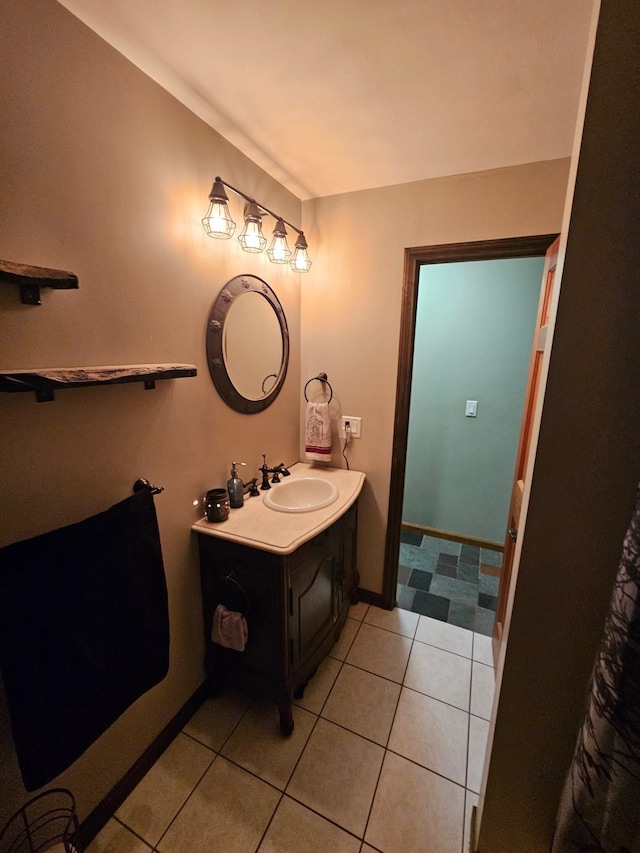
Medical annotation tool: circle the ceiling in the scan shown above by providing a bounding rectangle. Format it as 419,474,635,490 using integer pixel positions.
56,0,595,200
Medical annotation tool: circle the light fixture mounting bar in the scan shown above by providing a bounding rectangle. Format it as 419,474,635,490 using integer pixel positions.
215,176,304,237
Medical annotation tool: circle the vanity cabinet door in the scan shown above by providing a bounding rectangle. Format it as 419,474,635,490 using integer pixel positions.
289,530,337,668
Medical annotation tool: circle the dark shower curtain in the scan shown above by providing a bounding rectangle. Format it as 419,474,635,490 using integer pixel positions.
551,487,640,853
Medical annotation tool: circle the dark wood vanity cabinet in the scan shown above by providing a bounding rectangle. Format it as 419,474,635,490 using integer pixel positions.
197,502,358,734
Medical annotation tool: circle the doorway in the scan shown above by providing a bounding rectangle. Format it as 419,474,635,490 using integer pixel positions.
382,235,558,618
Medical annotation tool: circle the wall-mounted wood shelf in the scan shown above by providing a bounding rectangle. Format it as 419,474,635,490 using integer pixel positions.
0,364,197,402
0,259,79,305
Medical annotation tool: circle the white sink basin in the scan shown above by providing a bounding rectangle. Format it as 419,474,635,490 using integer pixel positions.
263,477,339,513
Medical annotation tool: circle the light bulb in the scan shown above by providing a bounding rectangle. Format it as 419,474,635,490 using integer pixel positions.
267,219,291,264
238,202,267,253
290,233,312,272
202,178,235,239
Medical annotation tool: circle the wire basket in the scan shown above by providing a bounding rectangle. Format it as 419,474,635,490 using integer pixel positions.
0,788,82,853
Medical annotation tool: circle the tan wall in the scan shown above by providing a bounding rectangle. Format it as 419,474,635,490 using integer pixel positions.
479,1,640,850
0,0,301,823
301,160,570,593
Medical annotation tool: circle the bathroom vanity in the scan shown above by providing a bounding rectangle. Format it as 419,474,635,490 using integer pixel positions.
192,463,365,734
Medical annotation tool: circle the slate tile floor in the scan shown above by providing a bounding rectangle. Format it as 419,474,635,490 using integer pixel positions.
397,532,503,636
87,604,494,853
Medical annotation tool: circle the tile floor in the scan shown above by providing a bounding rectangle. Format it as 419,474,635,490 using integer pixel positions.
397,532,503,635
88,603,494,853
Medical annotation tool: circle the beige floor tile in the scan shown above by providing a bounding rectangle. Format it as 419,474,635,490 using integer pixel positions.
221,699,316,789
182,690,251,751
116,733,214,846
404,641,471,710
388,687,468,785
258,795,360,852
287,718,384,837
365,752,465,853
364,605,419,638
465,790,480,853
470,661,495,721
349,600,370,622
345,622,412,683
87,818,152,853
330,617,361,661
467,714,490,794
472,633,495,667
294,655,342,714
415,615,473,658
158,757,279,853
321,663,400,745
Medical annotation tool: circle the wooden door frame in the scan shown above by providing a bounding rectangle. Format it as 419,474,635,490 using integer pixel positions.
381,234,559,610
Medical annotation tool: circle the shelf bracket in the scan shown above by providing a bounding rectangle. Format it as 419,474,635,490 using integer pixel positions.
0,259,79,305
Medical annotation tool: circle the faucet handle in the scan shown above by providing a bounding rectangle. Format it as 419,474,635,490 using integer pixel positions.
260,455,271,490
277,463,291,477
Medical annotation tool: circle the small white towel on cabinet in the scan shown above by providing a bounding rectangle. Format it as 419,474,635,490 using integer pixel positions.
305,402,332,462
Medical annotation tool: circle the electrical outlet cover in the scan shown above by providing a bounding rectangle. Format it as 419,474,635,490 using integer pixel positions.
341,416,362,438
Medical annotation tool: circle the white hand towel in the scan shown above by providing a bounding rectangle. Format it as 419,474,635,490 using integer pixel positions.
211,604,248,651
305,401,332,462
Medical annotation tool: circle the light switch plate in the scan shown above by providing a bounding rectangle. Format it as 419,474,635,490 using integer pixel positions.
465,400,478,417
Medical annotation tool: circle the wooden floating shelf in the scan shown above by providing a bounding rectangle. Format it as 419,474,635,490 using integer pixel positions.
0,364,198,402
0,259,79,305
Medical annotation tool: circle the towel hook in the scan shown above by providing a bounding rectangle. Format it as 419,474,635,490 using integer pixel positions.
304,372,333,403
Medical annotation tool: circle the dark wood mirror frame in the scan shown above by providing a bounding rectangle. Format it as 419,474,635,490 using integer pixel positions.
206,274,289,414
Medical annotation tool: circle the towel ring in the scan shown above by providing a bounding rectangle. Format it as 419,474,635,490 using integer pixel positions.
304,372,333,403
223,572,250,615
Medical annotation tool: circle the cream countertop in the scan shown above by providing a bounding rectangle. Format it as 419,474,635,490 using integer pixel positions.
192,462,365,555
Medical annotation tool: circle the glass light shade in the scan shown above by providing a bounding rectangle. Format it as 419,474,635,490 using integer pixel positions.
290,233,312,272
238,202,267,253
202,178,236,239
267,220,291,264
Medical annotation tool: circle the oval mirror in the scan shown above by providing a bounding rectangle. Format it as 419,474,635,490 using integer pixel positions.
206,274,289,413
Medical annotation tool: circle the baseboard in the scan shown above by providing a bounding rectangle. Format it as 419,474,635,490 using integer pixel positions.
356,588,389,609
79,681,208,847
401,522,503,553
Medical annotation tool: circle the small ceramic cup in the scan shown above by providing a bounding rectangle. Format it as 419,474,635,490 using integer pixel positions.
205,488,230,522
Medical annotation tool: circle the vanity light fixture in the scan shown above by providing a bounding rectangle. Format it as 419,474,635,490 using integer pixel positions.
202,176,312,272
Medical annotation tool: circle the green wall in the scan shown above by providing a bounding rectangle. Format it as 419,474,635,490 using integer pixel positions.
403,257,544,542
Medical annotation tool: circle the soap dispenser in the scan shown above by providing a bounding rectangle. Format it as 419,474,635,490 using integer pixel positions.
227,462,246,509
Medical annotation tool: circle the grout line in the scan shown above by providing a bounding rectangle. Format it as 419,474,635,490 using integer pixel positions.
399,681,471,715
255,789,286,850
412,635,474,661
280,790,367,846
150,750,217,850
108,815,155,850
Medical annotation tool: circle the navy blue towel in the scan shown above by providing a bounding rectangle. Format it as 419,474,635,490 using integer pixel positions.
0,490,170,790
